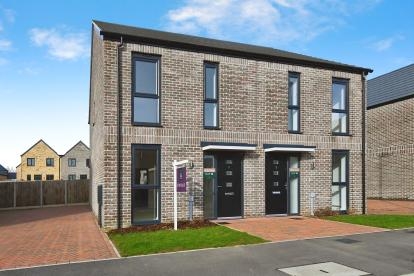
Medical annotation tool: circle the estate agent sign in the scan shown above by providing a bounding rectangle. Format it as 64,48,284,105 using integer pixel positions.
177,167,187,192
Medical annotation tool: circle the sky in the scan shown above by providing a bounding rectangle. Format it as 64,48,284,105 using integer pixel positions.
0,0,413,169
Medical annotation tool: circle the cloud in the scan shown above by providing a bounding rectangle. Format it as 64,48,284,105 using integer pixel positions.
0,39,11,51
164,0,380,46
29,27,89,60
371,35,404,52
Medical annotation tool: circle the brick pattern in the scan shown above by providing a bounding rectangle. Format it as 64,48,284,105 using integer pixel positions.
18,140,60,181
0,206,117,270
90,34,365,229
217,216,384,242
368,199,414,214
367,98,414,199
60,142,90,180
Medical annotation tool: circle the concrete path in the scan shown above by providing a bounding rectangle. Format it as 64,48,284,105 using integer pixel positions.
216,216,385,242
0,205,118,270
2,229,414,276
368,199,414,214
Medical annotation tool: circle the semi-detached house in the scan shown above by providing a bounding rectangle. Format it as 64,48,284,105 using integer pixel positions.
89,20,372,229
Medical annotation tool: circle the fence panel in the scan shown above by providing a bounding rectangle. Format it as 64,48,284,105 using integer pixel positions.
16,181,41,207
0,182,14,208
43,180,65,205
0,180,90,209
67,180,89,204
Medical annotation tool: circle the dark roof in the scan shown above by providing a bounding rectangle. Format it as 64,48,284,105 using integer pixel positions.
7,172,16,179
367,64,414,108
62,141,90,156
92,20,372,74
0,164,7,176
20,139,60,157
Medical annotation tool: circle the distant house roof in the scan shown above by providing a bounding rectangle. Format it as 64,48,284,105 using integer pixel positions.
367,64,414,109
20,139,60,157
62,141,90,156
7,172,16,179
0,164,8,176
92,20,372,75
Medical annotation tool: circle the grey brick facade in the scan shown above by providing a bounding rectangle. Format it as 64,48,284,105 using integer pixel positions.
60,141,91,180
367,97,414,199
89,21,370,229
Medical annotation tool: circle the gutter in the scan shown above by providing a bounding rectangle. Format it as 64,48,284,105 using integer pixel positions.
117,36,124,229
361,72,368,214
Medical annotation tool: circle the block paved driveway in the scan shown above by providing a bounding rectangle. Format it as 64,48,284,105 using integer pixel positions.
368,199,414,214
217,216,385,242
0,205,118,270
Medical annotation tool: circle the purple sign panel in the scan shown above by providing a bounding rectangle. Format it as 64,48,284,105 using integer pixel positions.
177,167,187,192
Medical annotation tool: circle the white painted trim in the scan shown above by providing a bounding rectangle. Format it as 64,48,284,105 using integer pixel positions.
264,147,315,153
201,145,256,151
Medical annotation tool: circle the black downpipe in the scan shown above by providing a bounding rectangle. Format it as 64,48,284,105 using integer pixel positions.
361,72,367,214
117,37,124,229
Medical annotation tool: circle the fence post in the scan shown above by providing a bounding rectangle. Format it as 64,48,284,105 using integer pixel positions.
39,181,43,207
65,181,68,205
13,182,16,208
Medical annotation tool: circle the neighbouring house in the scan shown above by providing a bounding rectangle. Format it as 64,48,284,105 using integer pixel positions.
16,139,61,181
60,141,91,180
89,20,372,229
367,64,414,200
0,164,8,181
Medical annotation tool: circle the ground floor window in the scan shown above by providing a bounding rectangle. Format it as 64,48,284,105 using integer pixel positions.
288,156,300,214
80,174,87,180
332,150,349,212
68,174,76,180
132,144,161,224
46,174,54,180
34,174,42,181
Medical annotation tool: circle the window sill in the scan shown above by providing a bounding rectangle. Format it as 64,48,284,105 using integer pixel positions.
332,133,352,137
204,126,221,130
133,123,163,128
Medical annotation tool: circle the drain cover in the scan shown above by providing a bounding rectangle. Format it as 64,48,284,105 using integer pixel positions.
289,217,305,220
336,238,361,244
279,262,369,276
216,222,230,225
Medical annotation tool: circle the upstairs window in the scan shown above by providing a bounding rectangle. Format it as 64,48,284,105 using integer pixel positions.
133,55,161,125
46,158,54,167
204,63,219,128
288,73,300,133
27,158,35,166
332,79,349,135
68,158,76,167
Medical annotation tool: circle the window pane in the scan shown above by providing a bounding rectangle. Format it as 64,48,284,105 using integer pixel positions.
332,185,340,211
332,112,347,133
332,82,346,110
205,66,217,99
288,109,299,131
288,75,299,106
333,152,347,183
133,148,158,185
132,188,159,223
135,59,158,94
289,156,299,214
134,97,159,123
340,185,347,211
204,102,218,127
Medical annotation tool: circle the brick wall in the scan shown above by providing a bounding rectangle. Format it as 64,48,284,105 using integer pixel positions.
367,97,414,199
60,142,90,180
91,35,364,229
19,141,60,181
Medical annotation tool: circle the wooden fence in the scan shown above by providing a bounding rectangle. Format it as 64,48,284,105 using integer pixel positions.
0,179,90,209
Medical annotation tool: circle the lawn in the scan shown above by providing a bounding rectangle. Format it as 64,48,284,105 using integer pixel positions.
325,214,414,229
109,225,266,256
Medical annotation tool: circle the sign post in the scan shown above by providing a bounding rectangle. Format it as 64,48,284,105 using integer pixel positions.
173,159,189,231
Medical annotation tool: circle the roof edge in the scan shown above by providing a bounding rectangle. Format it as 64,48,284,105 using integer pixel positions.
92,20,372,74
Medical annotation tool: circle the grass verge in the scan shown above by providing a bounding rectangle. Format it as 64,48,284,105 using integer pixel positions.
325,214,414,229
109,225,266,257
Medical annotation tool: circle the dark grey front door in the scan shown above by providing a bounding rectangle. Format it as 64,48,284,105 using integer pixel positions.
265,153,288,214
217,153,242,217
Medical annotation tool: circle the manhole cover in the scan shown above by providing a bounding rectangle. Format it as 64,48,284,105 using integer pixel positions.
336,238,361,244
279,262,369,276
289,217,305,220
217,222,230,225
